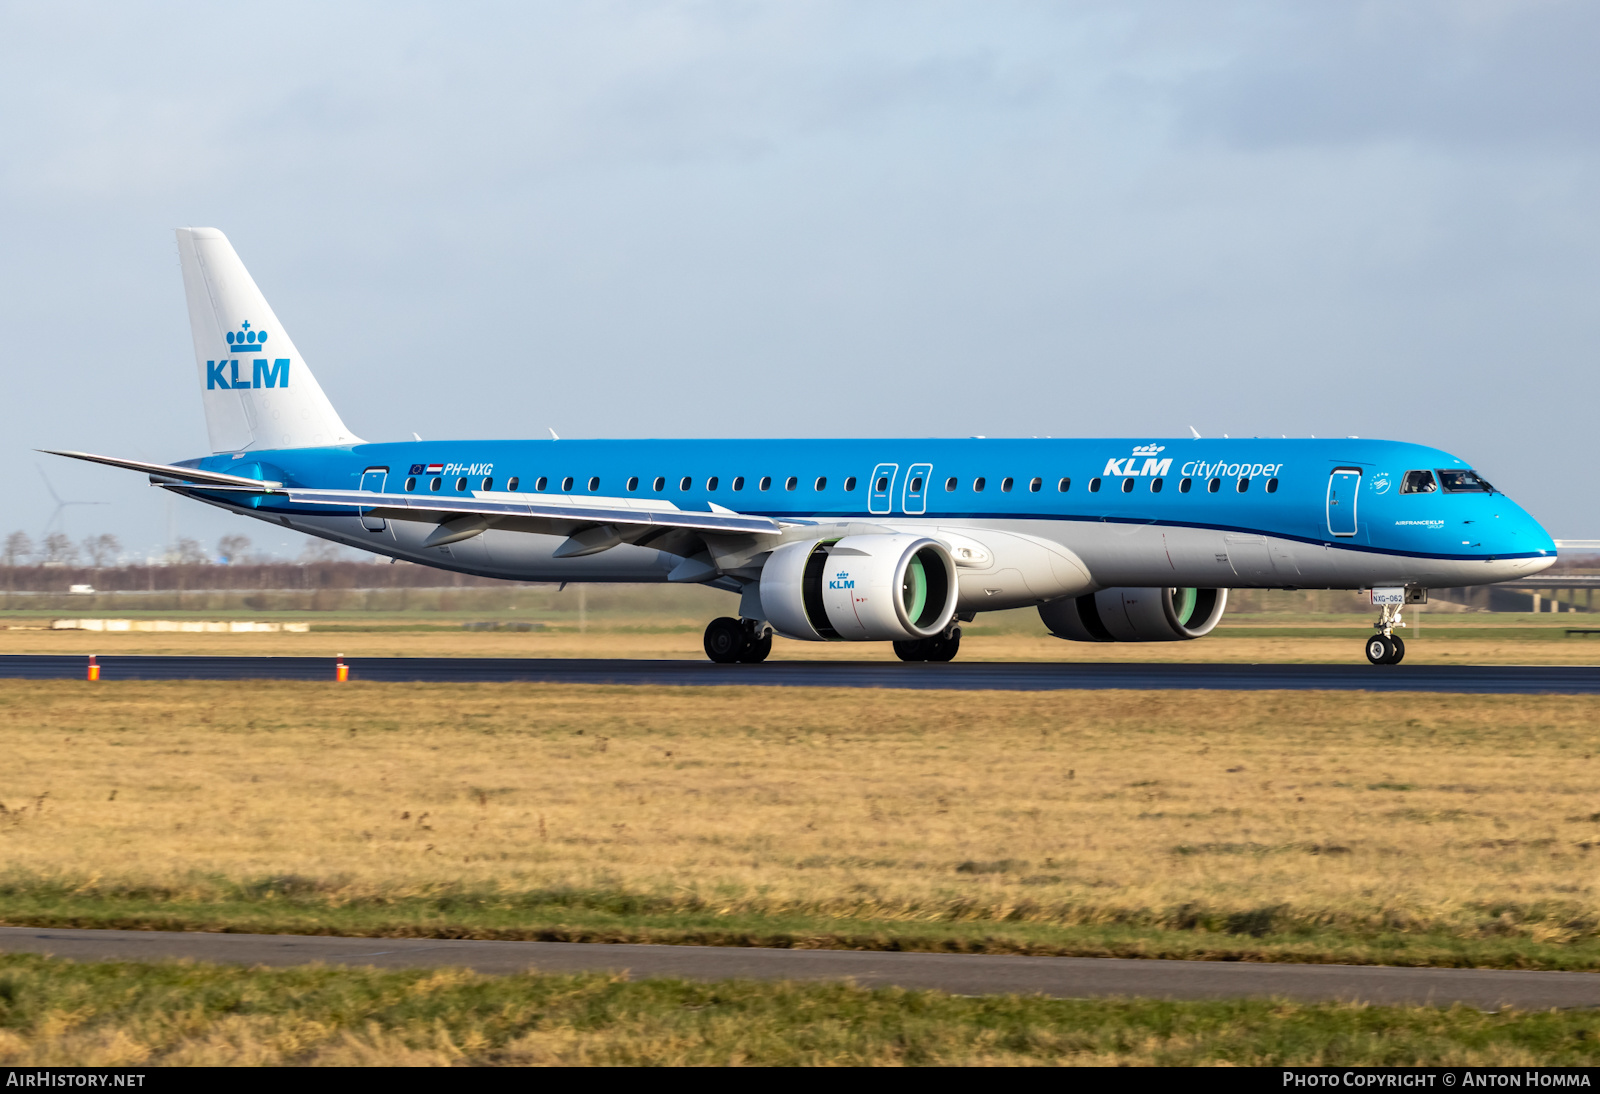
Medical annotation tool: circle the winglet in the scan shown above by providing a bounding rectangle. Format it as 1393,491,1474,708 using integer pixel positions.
1189,426,1201,439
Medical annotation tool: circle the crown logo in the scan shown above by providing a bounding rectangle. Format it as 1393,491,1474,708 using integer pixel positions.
1131,444,1166,457
224,320,270,352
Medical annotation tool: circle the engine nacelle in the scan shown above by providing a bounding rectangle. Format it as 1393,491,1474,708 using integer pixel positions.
1039,587,1228,642
760,534,959,642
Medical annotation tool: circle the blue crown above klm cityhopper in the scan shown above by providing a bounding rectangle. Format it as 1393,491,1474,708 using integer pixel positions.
206,320,290,390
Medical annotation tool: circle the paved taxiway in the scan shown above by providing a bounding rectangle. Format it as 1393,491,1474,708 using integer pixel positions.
0,927,1594,1009
0,654,1597,692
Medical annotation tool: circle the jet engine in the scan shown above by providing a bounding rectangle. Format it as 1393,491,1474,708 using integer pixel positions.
1039,587,1228,642
760,534,959,642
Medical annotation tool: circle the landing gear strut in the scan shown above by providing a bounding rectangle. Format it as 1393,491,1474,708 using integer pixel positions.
1364,602,1407,666
893,625,962,663
703,617,772,664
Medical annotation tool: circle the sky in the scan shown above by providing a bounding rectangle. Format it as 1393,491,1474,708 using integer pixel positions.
3,0,1599,558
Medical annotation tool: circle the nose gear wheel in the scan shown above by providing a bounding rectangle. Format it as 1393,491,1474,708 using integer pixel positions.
1363,600,1410,665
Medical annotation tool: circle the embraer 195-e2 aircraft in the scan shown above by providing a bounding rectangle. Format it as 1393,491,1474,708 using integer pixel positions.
51,228,1557,666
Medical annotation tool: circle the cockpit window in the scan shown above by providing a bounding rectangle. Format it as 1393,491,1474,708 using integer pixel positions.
1400,470,1437,494
1437,469,1495,494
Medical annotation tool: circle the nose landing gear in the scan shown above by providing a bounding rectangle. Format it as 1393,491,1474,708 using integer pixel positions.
1364,601,1408,665
703,617,773,664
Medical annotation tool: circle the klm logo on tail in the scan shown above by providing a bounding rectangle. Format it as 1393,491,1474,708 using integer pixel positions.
207,320,290,390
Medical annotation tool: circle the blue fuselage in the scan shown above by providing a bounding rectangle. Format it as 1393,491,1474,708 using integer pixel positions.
180,436,1554,599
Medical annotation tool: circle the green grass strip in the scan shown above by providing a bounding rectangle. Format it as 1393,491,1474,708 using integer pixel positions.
0,952,1597,1065
5,886,1600,972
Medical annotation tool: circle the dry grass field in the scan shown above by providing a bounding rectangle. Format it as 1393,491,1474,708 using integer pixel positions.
0,680,1597,967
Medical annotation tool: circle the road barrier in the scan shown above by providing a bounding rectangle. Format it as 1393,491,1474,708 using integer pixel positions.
50,620,310,633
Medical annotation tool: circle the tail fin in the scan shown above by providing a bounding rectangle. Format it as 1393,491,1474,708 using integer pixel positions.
175,228,362,453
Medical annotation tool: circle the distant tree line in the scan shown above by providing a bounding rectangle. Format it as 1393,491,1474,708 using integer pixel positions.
4,531,124,568
0,532,519,592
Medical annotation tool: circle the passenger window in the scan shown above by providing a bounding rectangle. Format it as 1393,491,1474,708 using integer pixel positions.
680,476,692,490
456,477,468,491
1266,477,1278,494
404,477,416,492
653,476,666,492
815,477,827,491
1089,478,1100,492
430,477,442,491
1150,478,1163,493
909,476,922,492
1121,478,1134,493
559,476,573,491
843,477,855,491
1001,477,1014,492
507,477,519,492
627,476,639,492
733,476,745,491
1179,478,1191,493
1401,470,1437,494
973,477,986,492
1029,477,1041,492
707,477,719,491
1058,478,1070,492
1207,478,1220,493
588,476,600,491
482,477,493,491
785,476,797,491
1237,477,1250,493
945,477,958,492
535,476,548,491
760,476,772,491
875,476,888,491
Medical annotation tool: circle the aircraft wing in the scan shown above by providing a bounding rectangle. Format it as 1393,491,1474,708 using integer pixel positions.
43,449,786,541
281,487,786,537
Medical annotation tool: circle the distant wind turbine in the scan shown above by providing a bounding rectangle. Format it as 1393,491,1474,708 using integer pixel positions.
37,465,107,538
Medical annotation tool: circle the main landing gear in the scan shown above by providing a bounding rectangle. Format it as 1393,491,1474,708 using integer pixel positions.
703,617,773,664
893,625,962,663
1365,602,1408,666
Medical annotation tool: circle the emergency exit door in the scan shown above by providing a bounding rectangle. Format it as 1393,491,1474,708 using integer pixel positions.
902,463,932,514
359,467,388,532
1326,468,1360,538
868,463,898,515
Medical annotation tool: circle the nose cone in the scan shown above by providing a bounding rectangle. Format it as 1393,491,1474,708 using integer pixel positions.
1494,505,1557,578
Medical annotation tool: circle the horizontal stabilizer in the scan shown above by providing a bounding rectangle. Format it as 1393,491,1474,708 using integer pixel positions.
41,450,283,490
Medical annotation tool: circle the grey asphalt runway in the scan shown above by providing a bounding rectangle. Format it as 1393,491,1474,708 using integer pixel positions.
0,927,1595,1009
0,654,1597,692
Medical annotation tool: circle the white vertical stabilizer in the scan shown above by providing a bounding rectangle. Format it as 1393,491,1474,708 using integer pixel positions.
175,227,362,453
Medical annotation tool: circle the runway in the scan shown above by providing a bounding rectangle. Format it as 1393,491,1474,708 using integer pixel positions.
0,926,1593,1009
0,654,1598,692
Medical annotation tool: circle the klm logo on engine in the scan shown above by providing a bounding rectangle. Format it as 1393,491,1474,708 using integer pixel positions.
1103,444,1171,477
206,320,290,390
829,570,855,590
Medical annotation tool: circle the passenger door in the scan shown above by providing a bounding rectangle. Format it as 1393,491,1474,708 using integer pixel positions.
868,463,898,516
1327,468,1360,538
902,463,932,514
359,467,388,532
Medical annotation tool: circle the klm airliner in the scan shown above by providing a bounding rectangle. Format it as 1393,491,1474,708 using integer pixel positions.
50,229,1557,666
